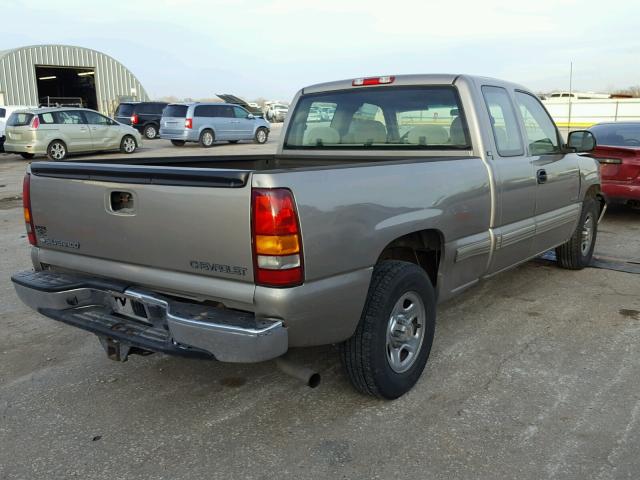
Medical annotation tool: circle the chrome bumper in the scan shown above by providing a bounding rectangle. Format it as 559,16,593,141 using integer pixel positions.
12,270,287,363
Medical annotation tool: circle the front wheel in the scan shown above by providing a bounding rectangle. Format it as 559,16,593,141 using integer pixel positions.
120,135,137,154
556,197,599,269
339,261,436,399
47,140,67,161
254,127,268,144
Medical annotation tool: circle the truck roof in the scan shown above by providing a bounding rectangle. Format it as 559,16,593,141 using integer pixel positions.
301,74,529,95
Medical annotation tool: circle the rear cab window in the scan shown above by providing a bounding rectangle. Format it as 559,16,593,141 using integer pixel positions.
284,86,471,150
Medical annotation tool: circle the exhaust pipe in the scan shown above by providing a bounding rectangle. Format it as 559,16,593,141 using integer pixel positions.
276,354,321,388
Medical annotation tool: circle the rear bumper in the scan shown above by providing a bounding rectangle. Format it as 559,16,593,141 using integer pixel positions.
159,129,196,142
12,270,288,363
602,182,640,202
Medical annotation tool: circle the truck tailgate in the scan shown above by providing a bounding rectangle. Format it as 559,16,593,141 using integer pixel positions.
28,163,255,283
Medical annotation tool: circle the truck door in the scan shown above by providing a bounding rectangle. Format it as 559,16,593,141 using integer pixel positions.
481,86,537,274
513,91,581,254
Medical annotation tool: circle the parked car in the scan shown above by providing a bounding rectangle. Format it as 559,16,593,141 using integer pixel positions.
159,102,270,147
1,105,35,152
266,103,288,122
3,107,141,160
12,74,602,399
114,101,168,140
588,122,640,208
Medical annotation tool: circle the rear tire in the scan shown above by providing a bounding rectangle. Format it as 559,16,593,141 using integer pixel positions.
254,127,268,144
143,124,158,140
120,135,137,154
339,261,436,399
20,152,35,160
47,140,67,161
171,140,185,146
199,129,215,148
556,197,599,269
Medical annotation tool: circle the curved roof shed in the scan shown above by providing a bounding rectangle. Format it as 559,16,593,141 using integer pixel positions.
0,44,148,115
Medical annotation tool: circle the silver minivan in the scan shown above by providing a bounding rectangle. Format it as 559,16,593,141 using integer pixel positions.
159,102,271,147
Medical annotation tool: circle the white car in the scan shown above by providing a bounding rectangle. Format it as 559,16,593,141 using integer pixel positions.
1,105,36,152
4,107,142,160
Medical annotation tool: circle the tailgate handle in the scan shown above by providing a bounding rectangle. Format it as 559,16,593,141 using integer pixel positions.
109,191,135,214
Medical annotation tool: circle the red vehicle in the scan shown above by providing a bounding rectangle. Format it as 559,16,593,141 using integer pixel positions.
589,122,640,207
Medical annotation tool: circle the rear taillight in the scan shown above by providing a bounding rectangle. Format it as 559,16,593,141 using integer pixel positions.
352,75,395,86
31,116,40,129
185,118,193,129
130,113,139,125
252,188,303,287
22,174,36,246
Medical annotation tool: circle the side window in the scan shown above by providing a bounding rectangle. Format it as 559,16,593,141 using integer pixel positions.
481,86,524,157
514,91,561,155
84,111,111,125
39,112,56,124
55,111,86,124
219,106,234,118
193,105,208,117
0,108,5,118
233,106,248,118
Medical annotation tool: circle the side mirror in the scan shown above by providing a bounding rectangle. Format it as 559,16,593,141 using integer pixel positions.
247,113,255,119
567,130,596,153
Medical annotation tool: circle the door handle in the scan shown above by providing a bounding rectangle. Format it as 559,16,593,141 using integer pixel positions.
536,169,548,184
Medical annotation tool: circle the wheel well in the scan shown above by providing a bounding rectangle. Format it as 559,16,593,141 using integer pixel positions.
585,184,606,213
377,230,443,286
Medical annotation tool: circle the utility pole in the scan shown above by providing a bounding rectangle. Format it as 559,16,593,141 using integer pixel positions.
567,62,573,137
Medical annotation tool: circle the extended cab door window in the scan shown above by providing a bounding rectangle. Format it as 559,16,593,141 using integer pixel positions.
481,86,524,157
514,91,561,155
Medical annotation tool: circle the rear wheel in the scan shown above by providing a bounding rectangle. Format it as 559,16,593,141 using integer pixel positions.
254,127,268,144
340,261,436,399
20,152,35,160
199,129,215,148
47,140,67,161
171,140,185,146
143,124,158,139
120,135,137,154
556,197,599,269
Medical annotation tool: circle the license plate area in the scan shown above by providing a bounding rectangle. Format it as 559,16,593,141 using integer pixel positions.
110,294,150,323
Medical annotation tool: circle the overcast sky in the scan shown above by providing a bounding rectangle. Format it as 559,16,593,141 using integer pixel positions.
3,0,638,102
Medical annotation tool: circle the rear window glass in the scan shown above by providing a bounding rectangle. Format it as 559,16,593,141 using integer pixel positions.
590,124,640,147
163,105,188,117
8,112,34,126
284,86,471,150
116,104,134,116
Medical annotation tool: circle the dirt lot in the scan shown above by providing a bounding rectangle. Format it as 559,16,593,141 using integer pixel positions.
0,137,639,479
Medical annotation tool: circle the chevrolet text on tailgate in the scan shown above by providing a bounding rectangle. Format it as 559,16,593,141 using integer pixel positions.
13,74,604,399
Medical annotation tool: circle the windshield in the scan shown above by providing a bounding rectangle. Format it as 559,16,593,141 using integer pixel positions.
590,123,640,148
284,86,471,150
163,105,189,118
